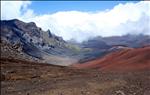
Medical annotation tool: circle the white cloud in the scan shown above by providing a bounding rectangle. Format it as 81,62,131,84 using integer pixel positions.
1,1,150,42
1,1,33,20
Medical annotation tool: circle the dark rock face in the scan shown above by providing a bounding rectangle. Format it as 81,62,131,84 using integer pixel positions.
0,19,70,59
1,19,40,38
47,29,52,38
1,19,44,58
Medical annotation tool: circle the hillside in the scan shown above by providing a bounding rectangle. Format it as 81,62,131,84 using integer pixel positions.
1,19,150,95
0,19,86,65
79,34,150,63
1,58,150,95
73,47,150,72
2,19,116,65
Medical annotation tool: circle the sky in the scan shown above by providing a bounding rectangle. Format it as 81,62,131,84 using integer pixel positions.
29,1,138,14
1,1,150,42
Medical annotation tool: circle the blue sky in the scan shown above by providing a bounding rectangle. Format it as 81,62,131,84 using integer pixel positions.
29,1,138,14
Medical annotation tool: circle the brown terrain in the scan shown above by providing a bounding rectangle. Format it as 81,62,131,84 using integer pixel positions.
73,47,150,72
1,19,150,95
1,60,150,94
1,47,150,95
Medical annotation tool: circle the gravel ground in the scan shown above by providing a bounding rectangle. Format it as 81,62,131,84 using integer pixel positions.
1,58,150,95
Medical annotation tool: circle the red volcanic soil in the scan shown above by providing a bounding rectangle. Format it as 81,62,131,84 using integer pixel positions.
73,47,150,72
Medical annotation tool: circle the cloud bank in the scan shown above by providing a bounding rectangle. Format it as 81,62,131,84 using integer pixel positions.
1,1,150,42
1,1,34,20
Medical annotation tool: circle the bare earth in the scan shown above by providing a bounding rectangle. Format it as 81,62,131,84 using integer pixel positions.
1,58,150,95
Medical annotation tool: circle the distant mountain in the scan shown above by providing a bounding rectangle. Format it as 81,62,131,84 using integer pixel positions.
78,34,150,63
82,37,111,49
102,34,150,48
82,34,150,49
73,46,150,72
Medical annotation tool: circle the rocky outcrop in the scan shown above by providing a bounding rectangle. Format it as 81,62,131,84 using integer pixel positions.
0,19,81,65
0,42,40,62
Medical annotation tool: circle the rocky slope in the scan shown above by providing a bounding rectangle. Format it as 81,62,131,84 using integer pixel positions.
1,19,84,65
79,34,150,63
0,42,40,62
73,46,150,72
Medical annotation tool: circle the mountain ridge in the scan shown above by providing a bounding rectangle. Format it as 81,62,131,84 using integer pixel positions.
1,19,150,66
1,19,82,65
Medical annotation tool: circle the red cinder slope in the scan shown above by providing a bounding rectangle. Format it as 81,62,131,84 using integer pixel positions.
74,47,150,71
